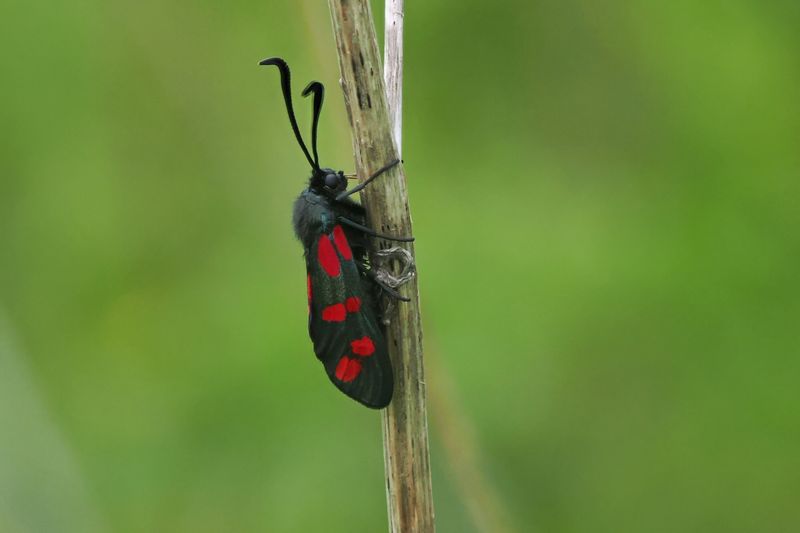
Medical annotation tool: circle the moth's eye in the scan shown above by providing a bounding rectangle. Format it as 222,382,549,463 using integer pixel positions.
324,174,339,188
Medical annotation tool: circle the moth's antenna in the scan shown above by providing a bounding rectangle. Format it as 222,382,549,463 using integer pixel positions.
302,81,324,168
259,57,318,171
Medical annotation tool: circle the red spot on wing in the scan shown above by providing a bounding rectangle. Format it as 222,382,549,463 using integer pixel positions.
335,356,362,382
332,225,353,261
322,303,347,322
351,336,375,357
317,235,341,277
345,296,361,313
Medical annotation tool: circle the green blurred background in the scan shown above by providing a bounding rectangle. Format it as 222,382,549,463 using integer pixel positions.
1,0,798,531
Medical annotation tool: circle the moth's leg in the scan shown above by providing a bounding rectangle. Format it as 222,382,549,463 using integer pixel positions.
337,216,414,242
335,159,400,201
356,263,410,302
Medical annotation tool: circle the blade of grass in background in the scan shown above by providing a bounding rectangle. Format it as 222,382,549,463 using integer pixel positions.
0,311,105,533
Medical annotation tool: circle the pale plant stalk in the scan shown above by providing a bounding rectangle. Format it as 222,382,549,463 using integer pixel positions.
326,0,435,531
384,0,404,156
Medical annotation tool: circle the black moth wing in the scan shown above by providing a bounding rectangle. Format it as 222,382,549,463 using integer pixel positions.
306,225,393,408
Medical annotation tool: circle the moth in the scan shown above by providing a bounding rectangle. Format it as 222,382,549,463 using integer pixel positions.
260,57,413,408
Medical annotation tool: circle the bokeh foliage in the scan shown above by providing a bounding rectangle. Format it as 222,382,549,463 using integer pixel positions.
1,0,798,531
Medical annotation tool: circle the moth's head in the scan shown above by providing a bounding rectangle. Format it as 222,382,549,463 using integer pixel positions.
310,167,347,196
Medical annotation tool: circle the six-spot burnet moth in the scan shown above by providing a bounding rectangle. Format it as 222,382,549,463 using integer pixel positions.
259,57,413,409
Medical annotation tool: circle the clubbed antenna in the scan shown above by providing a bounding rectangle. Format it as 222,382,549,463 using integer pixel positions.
302,81,325,168
259,57,318,171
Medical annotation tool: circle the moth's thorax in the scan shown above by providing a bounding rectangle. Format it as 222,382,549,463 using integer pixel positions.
292,188,336,247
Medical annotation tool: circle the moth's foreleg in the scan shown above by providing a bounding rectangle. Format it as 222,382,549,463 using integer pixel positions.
335,159,400,201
